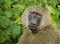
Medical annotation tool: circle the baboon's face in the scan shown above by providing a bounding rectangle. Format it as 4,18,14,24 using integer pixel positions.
28,12,42,33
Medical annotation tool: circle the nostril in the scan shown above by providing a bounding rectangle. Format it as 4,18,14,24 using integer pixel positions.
31,23,35,25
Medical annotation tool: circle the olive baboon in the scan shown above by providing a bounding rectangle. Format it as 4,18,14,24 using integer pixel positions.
17,5,60,44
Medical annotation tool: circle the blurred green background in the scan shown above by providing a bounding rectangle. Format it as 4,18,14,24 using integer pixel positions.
0,0,60,44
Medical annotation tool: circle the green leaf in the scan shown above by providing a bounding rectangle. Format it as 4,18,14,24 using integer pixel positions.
14,7,21,15
15,16,22,24
52,10,60,20
4,0,12,8
24,0,30,5
4,24,21,39
0,0,4,3
11,26,21,39
46,5,55,14
0,16,10,28
10,25,21,39
0,31,6,43
0,11,4,15
4,28,12,35
56,21,60,29
58,5,60,10
48,0,57,7
5,10,13,18
19,4,26,13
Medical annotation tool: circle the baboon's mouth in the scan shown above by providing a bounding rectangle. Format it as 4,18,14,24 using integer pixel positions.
28,25,37,34
29,25,37,30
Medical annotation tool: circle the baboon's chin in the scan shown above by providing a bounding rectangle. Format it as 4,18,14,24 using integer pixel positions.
31,29,37,34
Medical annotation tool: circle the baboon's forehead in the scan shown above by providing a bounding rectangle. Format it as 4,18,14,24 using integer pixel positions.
29,12,40,15
28,12,40,18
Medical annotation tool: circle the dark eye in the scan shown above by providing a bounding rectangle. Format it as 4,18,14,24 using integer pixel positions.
33,15,37,18
37,16,42,24
28,14,32,20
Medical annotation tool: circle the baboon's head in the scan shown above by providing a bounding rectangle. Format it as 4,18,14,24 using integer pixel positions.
21,5,51,34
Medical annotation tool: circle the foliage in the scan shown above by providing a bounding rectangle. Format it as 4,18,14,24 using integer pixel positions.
0,0,60,44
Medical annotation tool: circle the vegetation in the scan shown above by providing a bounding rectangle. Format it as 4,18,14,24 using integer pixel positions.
0,0,60,44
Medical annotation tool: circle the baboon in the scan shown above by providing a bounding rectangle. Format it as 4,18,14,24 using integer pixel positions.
17,5,60,44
